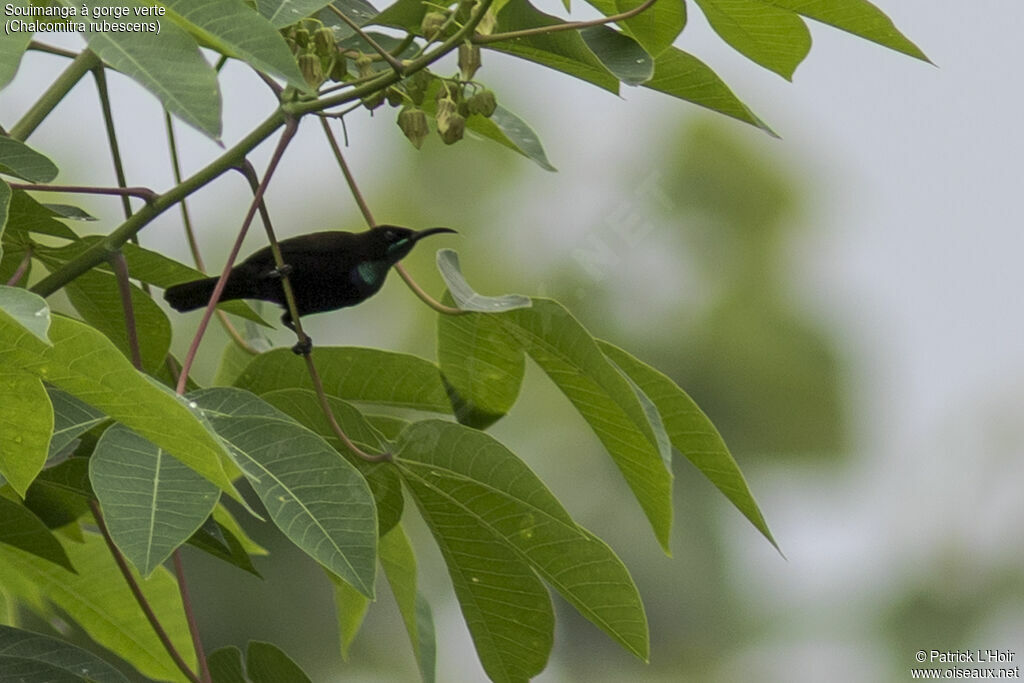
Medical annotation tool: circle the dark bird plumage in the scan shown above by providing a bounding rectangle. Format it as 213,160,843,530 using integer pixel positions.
163,225,455,327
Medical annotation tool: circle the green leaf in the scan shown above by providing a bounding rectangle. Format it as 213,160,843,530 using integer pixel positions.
485,0,620,93
397,420,649,660
212,502,268,555
186,515,262,577
0,137,58,183
0,314,238,498
23,457,93,529
435,249,531,313
0,624,129,682
0,656,88,681
0,0,34,89
213,341,260,386
45,387,105,459
468,105,558,172
0,285,51,344
379,524,436,683
0,497,74,572
4,190,80,240
209,646,247,683
694,0,811,80
0,368,52,496
0,533,196,681
162,0,310,92
580,25,654,85
192,387,378,597
370,0,427,33
317,0,381,38
91,423,220,577
34,254,172,373
436,291,525,430
33,236,269,327
257,0,333,27
235,347,450,413
598,340,778,549
643,46,775,134
261,388,403,536
498,299,673,551
399,446,554,682
328,570,370,660
60,0,223,139
583,0,685,57
247,641,313,683
766,0,929,61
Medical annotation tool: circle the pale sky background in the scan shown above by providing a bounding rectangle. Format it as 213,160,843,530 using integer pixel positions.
2,1,1022,681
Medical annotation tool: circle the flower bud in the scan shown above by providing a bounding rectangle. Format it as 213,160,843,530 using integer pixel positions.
398,107,429,149
467,89,497,117
355,55,374,79
458,44,482,80
437,113,465,144
386,86,405,107
294,27,310,49
329,53,348,82
421,11,447,40
298,53,324,89
362,89,385,111
313,27,335,58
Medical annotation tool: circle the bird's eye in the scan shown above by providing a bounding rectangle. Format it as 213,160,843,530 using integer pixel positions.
384,230,397,241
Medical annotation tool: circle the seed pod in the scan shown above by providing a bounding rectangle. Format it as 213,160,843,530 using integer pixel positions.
421,11,447,40
398,107,429,149
467,89,497,117
313,27,335,58
298,53,324,89
438,113,465,145
405,70,432,105
458,43,481,80
435,96,458,128
294,27,310,49
385,86,405,107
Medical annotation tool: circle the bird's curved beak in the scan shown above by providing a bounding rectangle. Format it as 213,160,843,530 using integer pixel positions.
412,227,458,242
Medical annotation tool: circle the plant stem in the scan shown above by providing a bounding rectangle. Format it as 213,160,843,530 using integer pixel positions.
109,252,143,369
304,353,390,462
320,117,464,316
328,5,406,74
473,0,660,44
172,550,212,683
30,110,287,298
9,50,100,141
93,67,135,221
175,119,299,394
9,183,156,203
89,501,201,683
27,41,79,59
4,248,33,287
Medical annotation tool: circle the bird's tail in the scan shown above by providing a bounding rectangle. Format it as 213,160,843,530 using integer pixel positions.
163,275,248,312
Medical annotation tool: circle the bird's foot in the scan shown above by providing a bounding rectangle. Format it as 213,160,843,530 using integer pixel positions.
269,263,294,279
291,335,313,356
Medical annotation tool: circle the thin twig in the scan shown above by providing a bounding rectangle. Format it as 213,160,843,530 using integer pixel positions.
473,0,659,44
320,118,464,316
4,248,33,287
305,354,390,462
175,119,300,394
89,501,201,683
109,252,143,370
172,551,212,683
328,5,406,74
9,183,157,203
165,113,260,356
93,67,134,222
234,159,388,462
